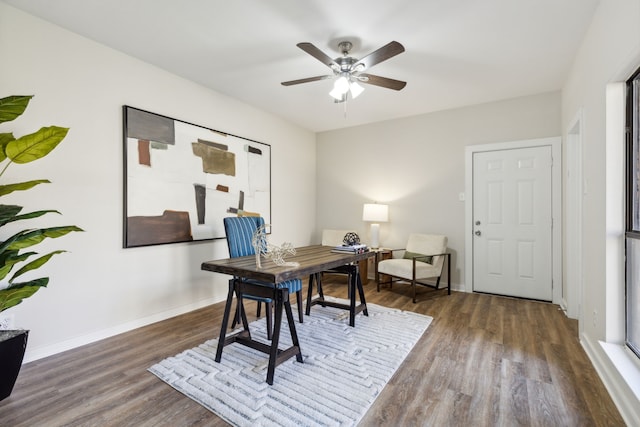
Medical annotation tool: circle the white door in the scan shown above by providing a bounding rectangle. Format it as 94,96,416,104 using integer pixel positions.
472,146,552,300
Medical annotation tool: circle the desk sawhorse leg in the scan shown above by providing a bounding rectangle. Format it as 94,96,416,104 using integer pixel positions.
215,278,303,385
305,265,368,327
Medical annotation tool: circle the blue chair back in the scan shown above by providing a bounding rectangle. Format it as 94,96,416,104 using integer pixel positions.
223,216,265,258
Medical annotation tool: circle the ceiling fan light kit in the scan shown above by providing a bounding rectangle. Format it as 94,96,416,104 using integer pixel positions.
329,73,364,101
282,40,406,104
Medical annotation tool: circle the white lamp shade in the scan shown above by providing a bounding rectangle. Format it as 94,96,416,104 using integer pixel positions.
349,81,364,99
334,76,349,93
362,203,389,222
329,87,344,100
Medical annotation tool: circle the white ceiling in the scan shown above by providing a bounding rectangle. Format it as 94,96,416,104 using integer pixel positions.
3,0,599,132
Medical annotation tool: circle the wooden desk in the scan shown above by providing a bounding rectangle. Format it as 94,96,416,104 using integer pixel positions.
202,245,374,283
201,245,375,384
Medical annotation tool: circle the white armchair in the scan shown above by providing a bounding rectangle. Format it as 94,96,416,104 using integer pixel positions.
376,233,450,303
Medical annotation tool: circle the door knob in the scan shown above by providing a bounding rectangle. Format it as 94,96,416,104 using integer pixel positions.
475,230,482,236
475,220,481,226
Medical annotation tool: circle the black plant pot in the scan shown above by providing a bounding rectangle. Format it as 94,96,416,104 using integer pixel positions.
0,330,28,401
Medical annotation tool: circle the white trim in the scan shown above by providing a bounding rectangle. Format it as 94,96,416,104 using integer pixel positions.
597,81,640,425
605,82,626,343
565,109,584,322
464,137,562,303
580,333,640,425
23,297,218,363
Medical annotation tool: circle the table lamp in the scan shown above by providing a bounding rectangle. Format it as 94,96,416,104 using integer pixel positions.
362,203,388,249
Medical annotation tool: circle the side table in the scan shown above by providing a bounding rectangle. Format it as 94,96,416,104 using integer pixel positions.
357,259,368,284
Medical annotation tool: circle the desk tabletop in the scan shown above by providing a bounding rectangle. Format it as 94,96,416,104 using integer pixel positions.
201,244,375,283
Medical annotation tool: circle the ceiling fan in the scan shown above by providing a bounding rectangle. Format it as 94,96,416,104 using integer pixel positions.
281,40,406,102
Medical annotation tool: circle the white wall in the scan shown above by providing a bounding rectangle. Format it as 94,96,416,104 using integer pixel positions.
316,92,561,288
561,0,640,423
0,3,316,361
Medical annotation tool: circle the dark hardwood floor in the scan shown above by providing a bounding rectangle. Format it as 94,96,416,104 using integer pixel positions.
0,278,625,426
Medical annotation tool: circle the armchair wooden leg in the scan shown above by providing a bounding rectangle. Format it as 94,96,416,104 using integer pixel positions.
412,279,417,304
447,253,451,295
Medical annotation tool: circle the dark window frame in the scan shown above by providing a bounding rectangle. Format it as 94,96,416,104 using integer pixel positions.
625,65,640,359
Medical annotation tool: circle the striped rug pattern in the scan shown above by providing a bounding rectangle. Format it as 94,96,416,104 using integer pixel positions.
149,299,432,426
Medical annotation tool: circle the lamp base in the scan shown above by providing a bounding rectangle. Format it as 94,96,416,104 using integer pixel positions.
369,223,380,249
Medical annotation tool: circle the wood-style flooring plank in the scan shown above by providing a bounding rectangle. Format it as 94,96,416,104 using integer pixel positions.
0,279,626,426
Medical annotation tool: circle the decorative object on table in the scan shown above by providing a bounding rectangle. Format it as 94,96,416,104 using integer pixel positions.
251,224,299,268
251,223,268,268
149,300,432,427
362,203,389,249
342,231,360,246
0,95,83,401
122,106,271,248
331,243,369,254
377,233,451,303
281,40,407,104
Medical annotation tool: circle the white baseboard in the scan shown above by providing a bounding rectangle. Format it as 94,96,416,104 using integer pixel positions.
452,283,466,292
23,281,469,363
580,333,640,425
23,297,219,363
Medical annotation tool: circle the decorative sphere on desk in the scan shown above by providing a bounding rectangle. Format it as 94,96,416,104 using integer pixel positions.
343,232,360,246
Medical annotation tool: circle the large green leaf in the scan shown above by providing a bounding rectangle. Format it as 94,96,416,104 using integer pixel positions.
0,132,15,163
0,96,33,124
5,225,83,251
5,126,69,164
0,180,50,197
0,230,29,254
0,133,15,145
0,250,36,281
0,205,22,223
0,204,59,227
0,205,58,226
10,250,65,282
0,278,48,312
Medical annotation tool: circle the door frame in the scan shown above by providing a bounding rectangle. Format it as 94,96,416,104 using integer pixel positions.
464,136,562,304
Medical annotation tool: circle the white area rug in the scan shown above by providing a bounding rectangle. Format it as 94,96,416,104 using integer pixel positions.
149,299,432,426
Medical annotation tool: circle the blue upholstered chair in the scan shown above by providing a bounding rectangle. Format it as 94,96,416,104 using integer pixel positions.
216,216,304,384
223,216,304,339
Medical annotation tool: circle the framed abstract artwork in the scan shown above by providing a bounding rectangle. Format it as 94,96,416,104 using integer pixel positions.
122,106,271,248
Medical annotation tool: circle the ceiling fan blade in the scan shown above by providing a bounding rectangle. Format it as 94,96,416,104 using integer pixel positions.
359,74,407,91
296,42,339,69
281,75,333,86
355,41,405,70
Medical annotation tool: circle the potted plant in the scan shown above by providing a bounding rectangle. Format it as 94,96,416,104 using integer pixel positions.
0,95,83,400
